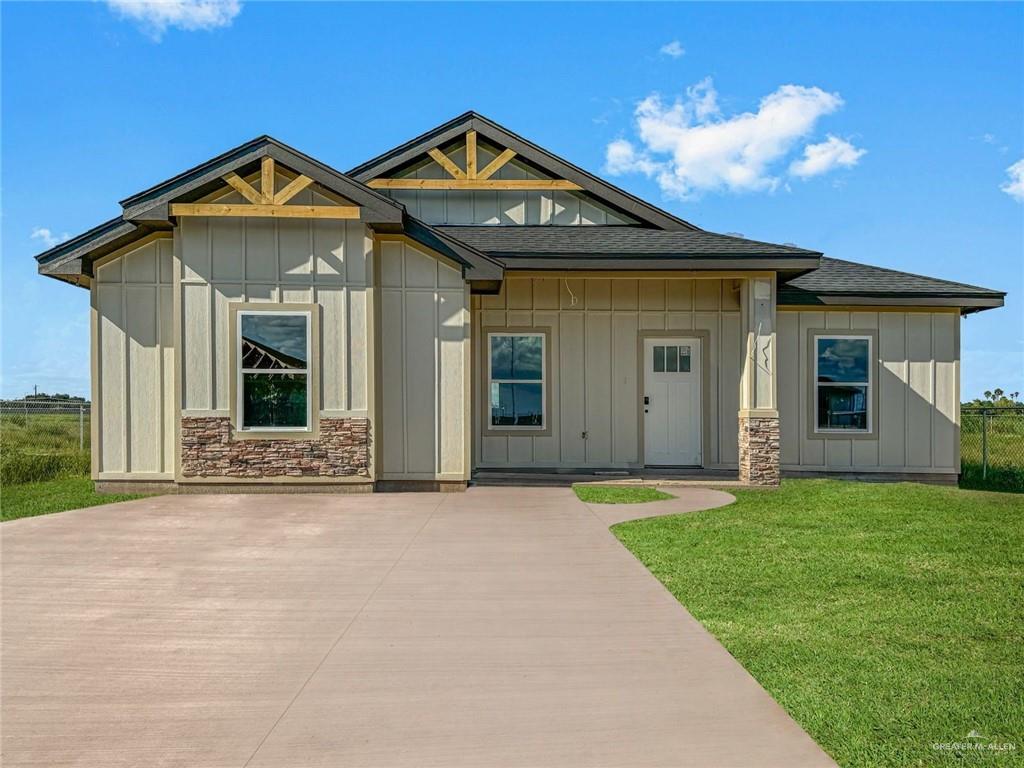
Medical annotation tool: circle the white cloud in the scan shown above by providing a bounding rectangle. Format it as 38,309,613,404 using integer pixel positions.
659,40,685,58
605,78,863,199
790,135,866,178
30,227,70,249
1000,158,1024,202
106,0,241,40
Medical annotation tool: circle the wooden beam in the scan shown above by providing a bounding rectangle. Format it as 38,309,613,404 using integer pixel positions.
465,130,477,178
222,172,264,205
260,157,275,203
366,178,583,191
476,148,517,181
426,148,466,179
170,203,360,219
272,174,314,205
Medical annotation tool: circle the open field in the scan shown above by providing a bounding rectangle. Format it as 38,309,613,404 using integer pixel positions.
614,480,1024,768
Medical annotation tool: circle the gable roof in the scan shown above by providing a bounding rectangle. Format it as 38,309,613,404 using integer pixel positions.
347,111,697,232
120,135,404,224
778,257,1005,313
435,225,821,272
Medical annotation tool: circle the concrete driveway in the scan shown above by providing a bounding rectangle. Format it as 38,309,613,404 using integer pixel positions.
2,488,835,767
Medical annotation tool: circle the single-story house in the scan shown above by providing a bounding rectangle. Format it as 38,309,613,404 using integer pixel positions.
35,112,1005,491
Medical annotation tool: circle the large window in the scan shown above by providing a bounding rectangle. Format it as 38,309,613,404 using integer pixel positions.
488,332,545,429
237,310,312,431
814,335,871,433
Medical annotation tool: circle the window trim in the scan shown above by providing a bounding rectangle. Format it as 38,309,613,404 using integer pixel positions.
809,331,876,438
229,302,320,440
481,327,552,437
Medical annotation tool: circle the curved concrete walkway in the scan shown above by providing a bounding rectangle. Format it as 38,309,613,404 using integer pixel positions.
2,487,835,768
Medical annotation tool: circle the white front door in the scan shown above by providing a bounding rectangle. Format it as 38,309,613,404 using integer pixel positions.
643,338,702,466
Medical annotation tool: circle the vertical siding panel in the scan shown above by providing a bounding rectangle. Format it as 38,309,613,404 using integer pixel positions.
906,314,933,467
210,218,243,281
180,218,208,281
799,311,826,466
381,289,405,473
719,311,742,466
348,287,368,412
559,312,586,464
932,313,957,469
243,219,276,280
212,283,242,411
159,284,174,474
182,283,211,411
438,290,467,474
585,313,612,464
694,312,720,465
317,286,346,412
312,218,344,277
98,284,125,473
612,313,640,464
878,313,907,467
278,219,312,279
776,313,801,466
126,285,160,472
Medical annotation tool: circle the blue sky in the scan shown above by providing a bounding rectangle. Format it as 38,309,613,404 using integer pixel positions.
2,1,1022,399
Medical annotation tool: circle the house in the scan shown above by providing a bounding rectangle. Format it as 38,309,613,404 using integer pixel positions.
35,112,1005,492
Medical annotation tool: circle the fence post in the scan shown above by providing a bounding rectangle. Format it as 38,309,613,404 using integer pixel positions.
79,404,85,451
981,411,989,481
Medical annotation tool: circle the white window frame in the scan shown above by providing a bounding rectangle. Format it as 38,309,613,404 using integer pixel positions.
237,309,313,433
487,331,546,431
813,333,872,435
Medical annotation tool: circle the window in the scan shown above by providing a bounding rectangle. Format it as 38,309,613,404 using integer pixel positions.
814,335,871,433
237,310,312,431
652,344,692,373
488,332,544,429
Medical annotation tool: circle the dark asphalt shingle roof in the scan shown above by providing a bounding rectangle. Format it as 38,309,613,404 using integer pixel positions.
779,257,1005,300
435,225,820,258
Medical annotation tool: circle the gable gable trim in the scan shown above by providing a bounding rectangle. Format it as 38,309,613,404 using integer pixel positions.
347,111,697,232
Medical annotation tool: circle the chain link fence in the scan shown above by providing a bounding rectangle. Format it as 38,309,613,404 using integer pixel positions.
960,407,1024,492
1,400,91,485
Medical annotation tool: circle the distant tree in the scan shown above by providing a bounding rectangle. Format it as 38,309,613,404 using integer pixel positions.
966,388,1023,407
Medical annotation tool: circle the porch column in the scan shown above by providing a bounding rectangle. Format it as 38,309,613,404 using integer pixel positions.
738,277,780,485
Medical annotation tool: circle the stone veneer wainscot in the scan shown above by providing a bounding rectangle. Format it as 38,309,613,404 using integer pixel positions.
738,415,780,486
180,417,370,478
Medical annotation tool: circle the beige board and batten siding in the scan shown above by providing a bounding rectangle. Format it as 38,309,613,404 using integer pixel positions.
473,277,743,470
386,141,636,226
93,236,175,478
777,309,959,474
378,240,471,481
177,178,373,419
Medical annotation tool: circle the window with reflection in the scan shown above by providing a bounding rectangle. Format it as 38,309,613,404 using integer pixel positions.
488,333,544,429
814,335,871,432
238,311,311,430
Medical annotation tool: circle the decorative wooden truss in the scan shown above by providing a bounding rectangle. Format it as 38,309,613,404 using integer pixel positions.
367,130,583,191
170,158,360,219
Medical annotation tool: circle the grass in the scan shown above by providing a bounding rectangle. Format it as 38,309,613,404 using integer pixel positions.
2,477,146,522
573,485,675,504
1,412,91,485
613,480,1024,768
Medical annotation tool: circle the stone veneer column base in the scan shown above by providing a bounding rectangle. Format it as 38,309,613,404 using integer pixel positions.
180,417,370,479
738,414,780,486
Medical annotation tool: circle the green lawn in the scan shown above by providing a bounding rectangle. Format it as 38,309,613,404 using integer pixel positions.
613,480,1024,768
573,485,675,504
1,477,146,522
